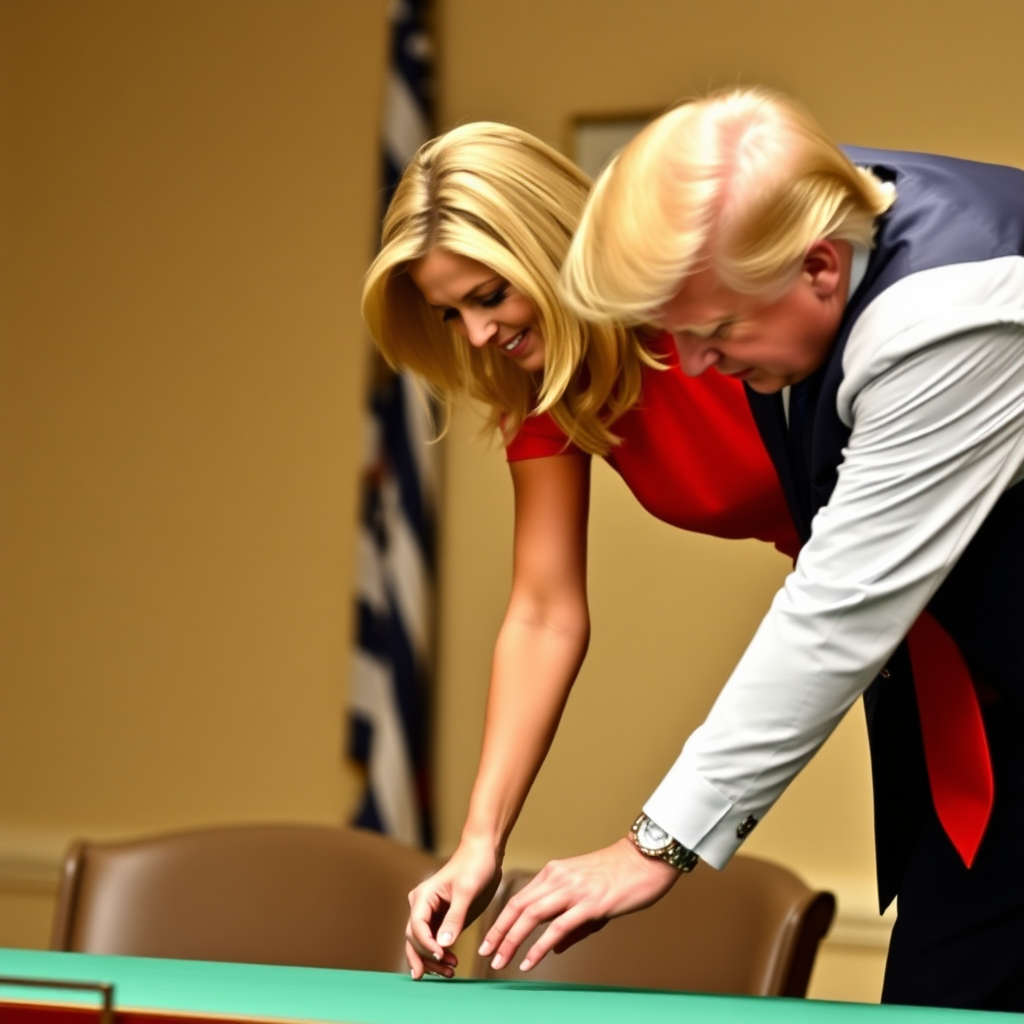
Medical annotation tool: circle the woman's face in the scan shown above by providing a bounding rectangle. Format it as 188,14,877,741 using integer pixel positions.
409,250,545,373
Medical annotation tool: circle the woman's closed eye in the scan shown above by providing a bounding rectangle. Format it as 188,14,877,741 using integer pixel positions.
479,285,509,308
440,287,508,323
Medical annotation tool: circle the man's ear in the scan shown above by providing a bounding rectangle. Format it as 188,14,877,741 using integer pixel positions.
802,239,849,299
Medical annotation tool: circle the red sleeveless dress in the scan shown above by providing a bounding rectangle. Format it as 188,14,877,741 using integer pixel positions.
506,332,798,557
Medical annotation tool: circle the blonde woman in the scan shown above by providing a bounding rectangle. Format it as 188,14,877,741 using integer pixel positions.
362,121,797,981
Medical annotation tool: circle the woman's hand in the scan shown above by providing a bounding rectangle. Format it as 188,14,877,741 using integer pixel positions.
477,837,682,972
405,839,503,979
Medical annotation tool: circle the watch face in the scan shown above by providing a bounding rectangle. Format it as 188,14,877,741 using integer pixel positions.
637,817,671,851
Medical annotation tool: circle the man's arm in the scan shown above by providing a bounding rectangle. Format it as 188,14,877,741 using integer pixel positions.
649,313,1024,866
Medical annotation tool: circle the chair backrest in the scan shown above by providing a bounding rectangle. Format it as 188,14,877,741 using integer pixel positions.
50,823,441,972
471,854,835,997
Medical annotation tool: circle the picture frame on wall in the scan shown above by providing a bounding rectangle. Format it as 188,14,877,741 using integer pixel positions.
569,112,656,179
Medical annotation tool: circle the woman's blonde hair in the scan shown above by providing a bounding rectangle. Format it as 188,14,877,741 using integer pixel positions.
562,87,896,323
361,121,658,455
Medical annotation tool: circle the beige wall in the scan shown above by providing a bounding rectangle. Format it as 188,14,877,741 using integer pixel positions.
0,0,388,937
3,0,1023,1006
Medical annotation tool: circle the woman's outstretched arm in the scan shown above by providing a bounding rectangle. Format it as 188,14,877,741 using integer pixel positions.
405,452,592,978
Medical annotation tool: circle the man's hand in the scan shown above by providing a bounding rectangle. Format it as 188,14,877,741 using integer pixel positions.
477,836,682,972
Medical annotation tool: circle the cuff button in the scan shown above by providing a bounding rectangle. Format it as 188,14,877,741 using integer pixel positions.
736,815,759,839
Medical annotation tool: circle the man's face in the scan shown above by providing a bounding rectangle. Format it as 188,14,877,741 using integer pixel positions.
655,242,850,394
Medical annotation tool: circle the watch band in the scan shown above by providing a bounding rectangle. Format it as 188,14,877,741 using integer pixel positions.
630,813,699,872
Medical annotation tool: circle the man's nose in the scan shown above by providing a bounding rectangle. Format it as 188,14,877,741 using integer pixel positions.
673,334,720,376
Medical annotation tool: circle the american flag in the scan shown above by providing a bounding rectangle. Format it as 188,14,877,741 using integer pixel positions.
348,0,435,848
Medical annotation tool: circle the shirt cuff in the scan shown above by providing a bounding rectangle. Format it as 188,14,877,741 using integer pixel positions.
644,759,766,870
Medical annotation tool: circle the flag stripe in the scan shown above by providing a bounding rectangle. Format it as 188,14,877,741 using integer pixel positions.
375,375,433,571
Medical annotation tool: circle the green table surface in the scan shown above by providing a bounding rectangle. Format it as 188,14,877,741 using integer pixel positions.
0,949,1016,1024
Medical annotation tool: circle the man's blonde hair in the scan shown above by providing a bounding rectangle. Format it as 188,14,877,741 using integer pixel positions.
361,121,658,455
562,87,895,323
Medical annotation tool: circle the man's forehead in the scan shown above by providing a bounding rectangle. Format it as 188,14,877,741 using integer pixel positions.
656,269,741,329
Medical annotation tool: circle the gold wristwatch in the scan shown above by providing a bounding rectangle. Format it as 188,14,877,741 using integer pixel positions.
629,813,699,872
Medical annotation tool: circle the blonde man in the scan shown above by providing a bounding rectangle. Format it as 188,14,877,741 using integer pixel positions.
481,89,1024,1012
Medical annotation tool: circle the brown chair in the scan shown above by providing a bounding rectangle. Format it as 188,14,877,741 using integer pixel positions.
50,823,441,972
471,854,836,997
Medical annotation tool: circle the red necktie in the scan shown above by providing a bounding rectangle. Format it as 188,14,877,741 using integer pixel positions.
905,611,994,867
